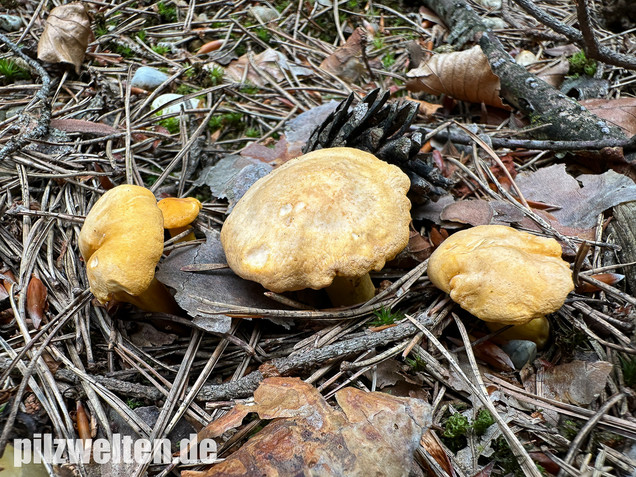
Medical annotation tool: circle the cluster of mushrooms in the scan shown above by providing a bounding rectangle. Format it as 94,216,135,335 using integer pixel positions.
79,147,574,348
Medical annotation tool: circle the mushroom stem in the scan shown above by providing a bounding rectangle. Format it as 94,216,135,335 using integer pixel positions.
168,226,196,242
325,273,376,307
115,277,180,314
485,316,550,349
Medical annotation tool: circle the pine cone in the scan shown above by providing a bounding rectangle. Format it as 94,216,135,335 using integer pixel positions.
303,89,451,203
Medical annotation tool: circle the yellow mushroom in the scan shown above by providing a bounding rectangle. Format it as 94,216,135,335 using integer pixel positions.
427,225,574,347
79,184,179,314
157,197,202,242
220,147,412,306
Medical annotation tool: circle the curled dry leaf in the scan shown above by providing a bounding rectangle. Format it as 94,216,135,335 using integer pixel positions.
26,274,47,329
319,26,367,83
576,273,624,293
418,430,454,477
185,377,431,477
37,3,92,74
406,45,510,110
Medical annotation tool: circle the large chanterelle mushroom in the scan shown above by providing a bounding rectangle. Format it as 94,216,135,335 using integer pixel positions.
220,147,412,306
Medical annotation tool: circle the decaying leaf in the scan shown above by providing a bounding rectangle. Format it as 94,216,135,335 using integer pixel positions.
37,3,92,74
319,27,367,83
516,163,636,229
156,230,282,333
184,377,431,477
531,57,570,88
406,45,510,110
223,49,313,86
194,154,273,210
580,97,636,137
128,322,178,348
525,360,613,406
440,199,494,226
418,430,454,477
26,274,47,329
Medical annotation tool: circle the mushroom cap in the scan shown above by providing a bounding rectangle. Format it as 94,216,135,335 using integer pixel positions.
157,197,202,229
79,185,164,303
427,225,574,325
220,147,412,293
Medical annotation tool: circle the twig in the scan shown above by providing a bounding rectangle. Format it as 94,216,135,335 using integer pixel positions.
511,0,636,70
0,33,52,161
558,392,626,476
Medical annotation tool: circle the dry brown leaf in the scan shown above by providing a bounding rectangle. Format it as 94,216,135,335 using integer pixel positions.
580,97,636,137
576,273,624,293
441,200,493,226
319,27,367,83
410,98,443,117
526,360,613,406
406,45,510,110
26,274,47,329
419,430,454,476
185,377,431,477
516,163,636,229
531,57,570,88
223,49,313,87
37,3,92,74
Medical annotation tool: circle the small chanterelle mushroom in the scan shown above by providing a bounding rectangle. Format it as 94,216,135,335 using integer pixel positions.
79,184,178,313
427,225,573,338
220,147,412,306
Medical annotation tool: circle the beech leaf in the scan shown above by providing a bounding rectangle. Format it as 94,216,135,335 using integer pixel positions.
580,97,636,137
319,27,367,83
37,3,92,74
406,45,510,110
185,377,431,477
516,163,636,229
155,230,281,333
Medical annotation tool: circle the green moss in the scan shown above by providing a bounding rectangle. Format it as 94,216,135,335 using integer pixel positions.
208,112,244,132
369,307,404,326
372,37,385,50
175,84,198,95
255,27,271,44
126,399,144,409
245,127,260,138
152,44,171,55
382,52,396,69
157,1,177,23
157,117,180,134
111,43,134,58
405,355,427,372
136,29,147,43
0,58,30,84
443,413,470,439
620,355,636,388
473,409,495,436
569,50,597,76
441,413,469,452
207,65,224,86
240,82,260,95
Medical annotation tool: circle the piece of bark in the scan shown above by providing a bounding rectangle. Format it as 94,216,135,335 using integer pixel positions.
608,202,636,294
418,0,626,143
